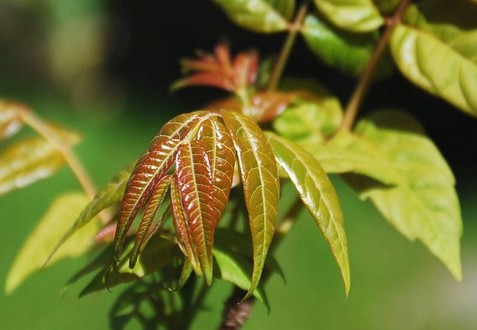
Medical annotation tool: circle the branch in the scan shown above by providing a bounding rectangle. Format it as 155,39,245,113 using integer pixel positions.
339,0,412,132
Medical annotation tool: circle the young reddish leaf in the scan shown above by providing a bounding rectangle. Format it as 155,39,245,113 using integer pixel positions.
129,175,172,269
175,141,216,285
171,178,201,277
266,132,350,296
113,112,213,263
220,110,280,298
0,102,23,139
172,44,259,93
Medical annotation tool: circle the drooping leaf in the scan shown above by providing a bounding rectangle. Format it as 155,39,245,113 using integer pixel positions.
274,78,343,143
313,0,384,32
307,110,462,280
301,14,393,78
212,0,289,33
0,102,23,140
266,132,350,295
129,175,172,268
0,134,77,195
113,112,212,263
175,141,216,285
5,193,100,294
220,110,280,299
390,1,477,116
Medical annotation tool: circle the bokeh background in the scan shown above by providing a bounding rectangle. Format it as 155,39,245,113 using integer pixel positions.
1,1,476,329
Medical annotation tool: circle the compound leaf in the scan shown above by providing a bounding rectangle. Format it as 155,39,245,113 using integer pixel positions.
221,110,280,299
5,193,100,294
266,132,350,295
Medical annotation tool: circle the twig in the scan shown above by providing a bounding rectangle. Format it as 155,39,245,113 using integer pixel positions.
339,0,412,132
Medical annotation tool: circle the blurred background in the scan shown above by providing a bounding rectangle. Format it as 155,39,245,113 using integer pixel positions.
0,0,476,329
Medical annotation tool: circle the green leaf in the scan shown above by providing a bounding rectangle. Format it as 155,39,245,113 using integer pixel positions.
268,0,295,20
313,0,384,32
220,110,280,299
213,248,268,304
301,14,393,77
274,78,343,143
0,136,72,195
5,193,100,294
266,132,350,295
212,0,288,33
0,102,23,140
307,110,462,280
46,164,134,264
373,0,400,15
390,1,477,116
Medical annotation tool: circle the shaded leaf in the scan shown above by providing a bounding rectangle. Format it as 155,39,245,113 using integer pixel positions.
0,102,23,139
302,14,393,77
313,0,384,32
5,193,100,294
274,78,343,142
390,1,477,116
0,134,77,195
220,110,280,298
266,132,350,295
268,0,295,21
213,248,268,304
212,0,288,33
373,0,400,15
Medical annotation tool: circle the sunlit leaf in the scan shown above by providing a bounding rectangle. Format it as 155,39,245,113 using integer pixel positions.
0,134,77,195
313,0,384,32
220,110,280,298
266,132,350,295
307,110,462,280
274,78,343,143
390,1,477,116
175,141,216,285
301,14,393,77
5,193,100,294
212,0,288,33
0,102,23,139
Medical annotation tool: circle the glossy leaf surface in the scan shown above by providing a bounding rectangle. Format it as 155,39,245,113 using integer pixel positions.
302,15,393,77
212,0,288,33
313,0,384,32
6,193,100,294
266,132,350,295
390,1,477,116
0,136,73,195
221,110,280,298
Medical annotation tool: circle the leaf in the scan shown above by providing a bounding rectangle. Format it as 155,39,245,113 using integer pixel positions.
220,110,280,299
373,0,400,15
301,14,393,78
266,132,350,295
113,112,211,262
390,1,477,116
46,163,134,264
0,102,23,139
273,78,343,143
268,0,295,21
0,135,76,195
313,0,384,32
213,248,268,304
175,141,216,285
307,110,462,280
5,193,100,294
212,0,288,33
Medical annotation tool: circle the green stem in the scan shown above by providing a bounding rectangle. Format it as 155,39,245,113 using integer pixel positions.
267,1,309,91
339,0,412,132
